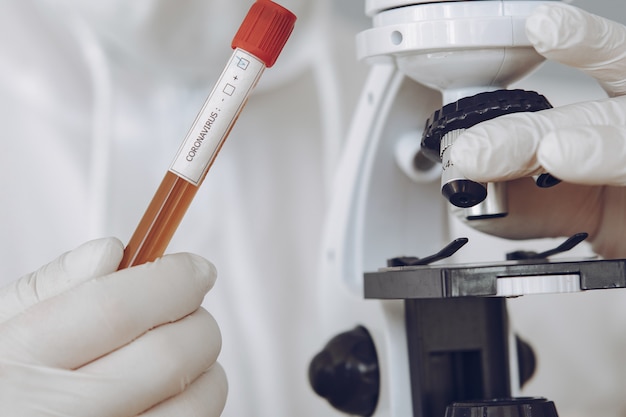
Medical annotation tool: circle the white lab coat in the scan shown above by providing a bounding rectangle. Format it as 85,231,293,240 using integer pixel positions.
2,1,626,417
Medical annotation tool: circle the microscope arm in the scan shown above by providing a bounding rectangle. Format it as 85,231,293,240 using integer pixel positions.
318,61,449,416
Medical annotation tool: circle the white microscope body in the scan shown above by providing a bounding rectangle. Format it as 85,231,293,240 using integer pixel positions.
315,1,563,416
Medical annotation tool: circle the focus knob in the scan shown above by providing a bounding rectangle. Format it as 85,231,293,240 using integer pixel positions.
309,326,380,416
421,89,558,209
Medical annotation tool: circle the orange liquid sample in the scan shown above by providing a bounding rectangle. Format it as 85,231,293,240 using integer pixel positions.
118,171,199,269
112,0,297,269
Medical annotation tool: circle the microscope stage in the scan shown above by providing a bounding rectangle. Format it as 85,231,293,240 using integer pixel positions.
365,257,626,299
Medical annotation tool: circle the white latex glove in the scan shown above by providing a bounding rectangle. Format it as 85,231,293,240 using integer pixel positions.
0,238,227,416
450,3,626,258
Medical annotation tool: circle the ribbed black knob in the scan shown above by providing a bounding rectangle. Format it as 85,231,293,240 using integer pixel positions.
421,89,552,162
421,89,558,208
309,326,380,416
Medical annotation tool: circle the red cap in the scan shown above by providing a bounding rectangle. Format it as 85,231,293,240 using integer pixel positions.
232,0,297,68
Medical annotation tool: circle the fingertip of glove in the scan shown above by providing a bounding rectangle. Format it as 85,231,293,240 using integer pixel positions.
98,237,125,260
127,253,217,297
66,237,125,278
526,3,581,55
211,362,229,401
160,253,217,292
188,254,218,291
538,126,626,186
537,128,599,183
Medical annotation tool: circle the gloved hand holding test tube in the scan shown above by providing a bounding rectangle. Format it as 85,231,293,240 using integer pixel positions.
119,0,296,269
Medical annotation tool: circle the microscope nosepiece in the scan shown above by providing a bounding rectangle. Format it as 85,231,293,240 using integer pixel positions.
421,89,554,213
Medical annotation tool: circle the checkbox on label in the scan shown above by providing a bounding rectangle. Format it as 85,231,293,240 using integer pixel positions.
237,57,250,70
223,84,236,96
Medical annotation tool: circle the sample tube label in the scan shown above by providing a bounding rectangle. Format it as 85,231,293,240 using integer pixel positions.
169,49,265,185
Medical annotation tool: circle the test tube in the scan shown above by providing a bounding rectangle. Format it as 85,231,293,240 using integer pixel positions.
118,0,296,269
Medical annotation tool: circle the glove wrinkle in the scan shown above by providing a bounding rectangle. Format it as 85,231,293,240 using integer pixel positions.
0,238,124,324
138,364,228,417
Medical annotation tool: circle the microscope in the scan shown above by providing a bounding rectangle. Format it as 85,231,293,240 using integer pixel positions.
309,1,626,416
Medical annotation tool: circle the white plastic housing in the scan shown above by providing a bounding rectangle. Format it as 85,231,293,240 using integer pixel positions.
320,64,449,417
358,1,560,103
365,0,550,18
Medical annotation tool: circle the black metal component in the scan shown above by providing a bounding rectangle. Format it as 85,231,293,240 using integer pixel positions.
308,326,380,416
366,257,626,299
445,397,559,417
420,89,561,208
507,233,588,260
421,89,553,162
405,297,512,417
536,173,561,188
516,335,537,388
388,238,469,267
442,181,487,208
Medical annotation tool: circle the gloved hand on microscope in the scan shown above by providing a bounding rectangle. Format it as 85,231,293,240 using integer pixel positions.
452,2,626,259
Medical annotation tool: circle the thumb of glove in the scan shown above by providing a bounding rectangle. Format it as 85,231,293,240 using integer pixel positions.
0,238,124,323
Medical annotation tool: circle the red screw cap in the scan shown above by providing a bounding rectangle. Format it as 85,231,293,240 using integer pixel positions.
232,0,297,68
